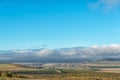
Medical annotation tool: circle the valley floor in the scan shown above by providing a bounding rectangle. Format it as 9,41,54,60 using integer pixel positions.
0,62,120,80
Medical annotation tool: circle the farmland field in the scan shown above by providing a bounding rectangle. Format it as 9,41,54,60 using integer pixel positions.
0,63,120,80
0,64,38,71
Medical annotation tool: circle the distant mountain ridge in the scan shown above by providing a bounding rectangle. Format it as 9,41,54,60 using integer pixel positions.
101,58,120,61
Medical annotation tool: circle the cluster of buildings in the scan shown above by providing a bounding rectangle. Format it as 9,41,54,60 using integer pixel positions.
13,63,89,69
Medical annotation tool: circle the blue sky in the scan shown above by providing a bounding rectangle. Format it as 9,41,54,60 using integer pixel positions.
0,0,120,50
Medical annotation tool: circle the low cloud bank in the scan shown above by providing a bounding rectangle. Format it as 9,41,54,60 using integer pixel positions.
0,44,120,61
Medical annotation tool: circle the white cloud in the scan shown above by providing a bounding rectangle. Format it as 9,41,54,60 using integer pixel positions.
35,44,120,58
109,44,120,48
91,45,99,48
0,57,12,60
88,44,120,56
60,49,78,56
36,49,54,57
0,44,120,61
88,0,120,10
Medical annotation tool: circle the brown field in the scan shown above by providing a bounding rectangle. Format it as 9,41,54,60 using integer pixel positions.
98,68,120,73
0,63,120,80
0,64,38,71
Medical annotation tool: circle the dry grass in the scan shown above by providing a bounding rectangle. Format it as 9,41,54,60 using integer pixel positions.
0,64,38,71
98,68,120,73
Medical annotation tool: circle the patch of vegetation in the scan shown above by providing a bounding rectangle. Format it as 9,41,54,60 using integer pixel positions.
0,69,119,80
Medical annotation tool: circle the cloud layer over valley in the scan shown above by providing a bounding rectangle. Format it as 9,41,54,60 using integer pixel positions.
0,44,120,62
